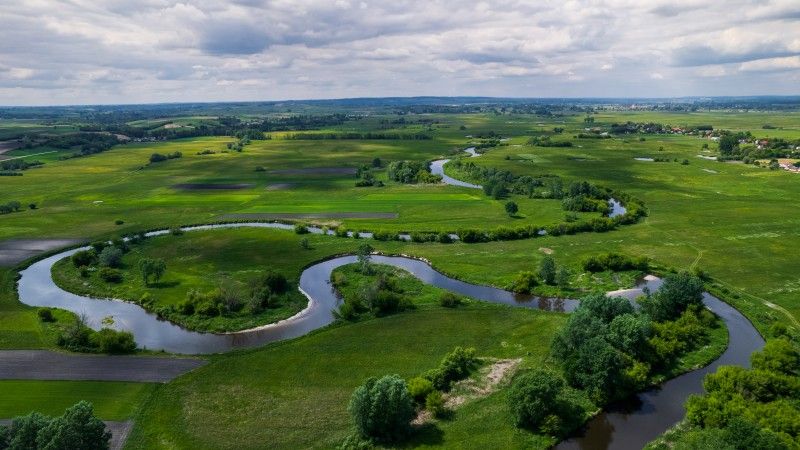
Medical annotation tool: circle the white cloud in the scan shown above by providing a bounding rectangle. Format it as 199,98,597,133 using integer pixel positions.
0,0,798,105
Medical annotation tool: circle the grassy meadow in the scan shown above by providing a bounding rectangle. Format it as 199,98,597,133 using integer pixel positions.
0,109,798,448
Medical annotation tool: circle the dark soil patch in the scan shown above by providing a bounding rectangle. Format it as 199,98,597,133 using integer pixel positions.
266,183,295,190
0,140,22,155
0,350,206,382
172,183,254,190
220,212,399,220
0,239,83,267
268,167,356,175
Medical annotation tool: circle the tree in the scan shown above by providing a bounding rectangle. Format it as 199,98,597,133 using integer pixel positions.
563,336,626,403
508,370,566,431
356,243,374,274
556,267,570,287
641,271,704,322
138,258,166,285
719,135,739,155
37,401,110,450
7,412,50,449
505,201,518,216
539,255,556,285
348,375,415,442
98,246,122,268
609,313,651,359
751,338,800,376
372,157,382,168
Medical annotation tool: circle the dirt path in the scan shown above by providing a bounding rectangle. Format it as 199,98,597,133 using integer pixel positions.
0,350,206,382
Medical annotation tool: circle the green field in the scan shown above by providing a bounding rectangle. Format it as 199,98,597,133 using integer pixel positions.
1,108,798,448
0,380,155,420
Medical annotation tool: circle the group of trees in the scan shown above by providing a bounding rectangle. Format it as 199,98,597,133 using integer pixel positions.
386,160,441,184
526,136,573,147
71,240,132,284
148,151,182,164
655,334,800,448
56,313,136,354
508,255,570,294
0,401,110,450
1,159,43,174
583,252,650,273
0,200,26,215
176,269,289,318
347,347,478,444
546,272,709,411
285,132,431,140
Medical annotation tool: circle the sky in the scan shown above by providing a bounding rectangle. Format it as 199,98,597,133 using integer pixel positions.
1,0,799,106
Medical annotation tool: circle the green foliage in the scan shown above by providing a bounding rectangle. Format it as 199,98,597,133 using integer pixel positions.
356,243,373,274
508,271,538,294
679,339,800,448
3,401,111,450
89,328,136,354
386,160,441,184
138,258,166,285
348,375,415,442
97,267,122,283
539,255,556,285
582,253,649,273
505,201,519,216
648,306,714,367
425,390,446,418
508,369,578,435
425,347,478,391
71,250,96,268
407,377,434,404
641,272,704,322
37,308,55,323
439,291,462,308
294,223,309,234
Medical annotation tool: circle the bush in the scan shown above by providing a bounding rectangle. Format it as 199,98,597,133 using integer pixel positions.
170,227,184,236
97,267,122,283
509,271,538,294
407,377,434,404
437,232,454,244
294,223,309,234
539,255,556,285
425,390,446,418
71,250,96,268
457,229,486,243
348,375,415,442
426,347,478,390
583,253,649,273
89,328,136,354
508,370,566,432
37,308,55,322
98,246,123,268
439,292,462,308
640,271,704,322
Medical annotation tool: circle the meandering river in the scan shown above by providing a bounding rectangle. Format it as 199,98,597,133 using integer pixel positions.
14,152,764,448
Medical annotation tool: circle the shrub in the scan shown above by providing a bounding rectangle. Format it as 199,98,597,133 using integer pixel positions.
294,223,309,234
425,390,446,418
457,228,486,243
539,255,556,285
640,271,704,322
373,230,398,241
407,377,434,404
348,375,415,442
437,232,453,244
509,271,538,294
170,227,184,236
508,370,565,432
89,328,136,354
97,267,122,283
505,201,519,216
426,347,478,390
439,292,462,308
37,308,55,322
71,249,97,268
114,219,124,225
98,246,123,268
582,253,649,273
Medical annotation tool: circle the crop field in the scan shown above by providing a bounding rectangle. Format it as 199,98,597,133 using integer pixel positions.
0,107,797,449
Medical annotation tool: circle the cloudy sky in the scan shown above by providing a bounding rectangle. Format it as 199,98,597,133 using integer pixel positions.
1,0,799,105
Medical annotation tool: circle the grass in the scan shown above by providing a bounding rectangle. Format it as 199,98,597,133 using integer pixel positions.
0,380,155,421
126,303,567,449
